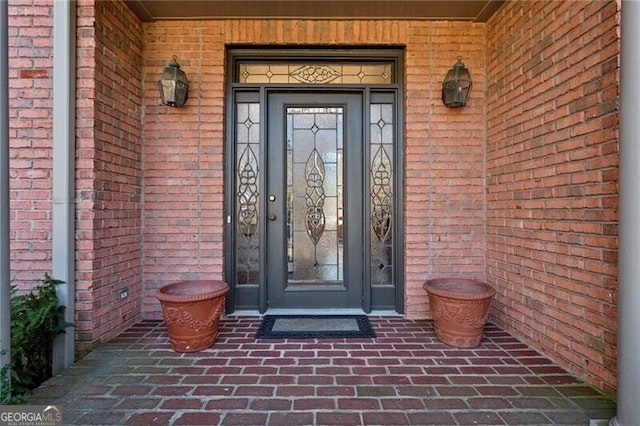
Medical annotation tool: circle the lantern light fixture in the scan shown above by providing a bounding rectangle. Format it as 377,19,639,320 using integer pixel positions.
157,56,189,108
442,57,472,108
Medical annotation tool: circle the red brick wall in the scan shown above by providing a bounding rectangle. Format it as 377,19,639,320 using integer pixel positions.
140,20,487,319
75,0,144,355
8,0,620,394
8,0,53,288
9,0,144,357
486,0,619,393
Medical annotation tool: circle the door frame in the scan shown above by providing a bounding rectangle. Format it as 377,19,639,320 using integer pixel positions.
224,47,405,314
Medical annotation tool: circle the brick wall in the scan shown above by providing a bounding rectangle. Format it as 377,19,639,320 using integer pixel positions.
9,0,144,357
8,0,53,288
7,0,620,394
75,0,144,355
486,0,619,393
140,19,487,319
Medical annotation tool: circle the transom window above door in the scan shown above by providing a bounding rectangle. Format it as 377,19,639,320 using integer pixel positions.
237,62,394,84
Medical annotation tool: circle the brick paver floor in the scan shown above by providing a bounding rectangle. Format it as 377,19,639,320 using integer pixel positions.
27,316,616,425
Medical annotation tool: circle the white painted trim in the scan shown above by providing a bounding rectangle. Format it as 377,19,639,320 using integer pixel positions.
52,0,76,374
616,1,640,424
0,0,11,371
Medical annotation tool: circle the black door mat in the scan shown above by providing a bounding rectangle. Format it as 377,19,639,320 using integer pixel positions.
255,315,376,339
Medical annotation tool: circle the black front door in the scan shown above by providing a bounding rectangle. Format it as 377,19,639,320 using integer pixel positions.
266,92,364,309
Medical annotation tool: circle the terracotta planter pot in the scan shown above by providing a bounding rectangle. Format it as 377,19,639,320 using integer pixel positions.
156,280,229,352
423,278,496,348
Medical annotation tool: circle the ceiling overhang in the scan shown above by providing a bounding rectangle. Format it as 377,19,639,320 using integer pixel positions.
125,1,504,22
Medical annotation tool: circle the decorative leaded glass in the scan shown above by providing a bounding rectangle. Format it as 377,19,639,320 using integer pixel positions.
287,107,343,283
370,104,394,286
238,63,393,84
304,148,326,245
236,102,260,285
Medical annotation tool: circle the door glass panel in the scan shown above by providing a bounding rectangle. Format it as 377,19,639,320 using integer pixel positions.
236,102,260,285
370,103,394,286
287,107,343,285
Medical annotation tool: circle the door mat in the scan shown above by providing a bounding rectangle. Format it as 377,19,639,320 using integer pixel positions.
255,315,376,339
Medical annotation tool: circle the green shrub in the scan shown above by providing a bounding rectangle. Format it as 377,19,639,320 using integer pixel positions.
7,274,71,397
0,350,26,405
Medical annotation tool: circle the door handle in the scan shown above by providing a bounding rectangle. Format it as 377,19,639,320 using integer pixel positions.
268,214,277,221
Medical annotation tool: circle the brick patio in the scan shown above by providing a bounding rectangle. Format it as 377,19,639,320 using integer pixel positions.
27,317,615,425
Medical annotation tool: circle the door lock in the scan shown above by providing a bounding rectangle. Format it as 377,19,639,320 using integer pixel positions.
268,214,277,221
268,194,276,202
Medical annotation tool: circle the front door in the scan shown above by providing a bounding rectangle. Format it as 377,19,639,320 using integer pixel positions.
266,92,364,309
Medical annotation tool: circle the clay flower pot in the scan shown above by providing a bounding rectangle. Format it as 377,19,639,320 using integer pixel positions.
423,278,496,348
156,280,229,352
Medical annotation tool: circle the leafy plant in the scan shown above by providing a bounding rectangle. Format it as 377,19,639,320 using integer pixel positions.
9,274,71,396
0,350,26,405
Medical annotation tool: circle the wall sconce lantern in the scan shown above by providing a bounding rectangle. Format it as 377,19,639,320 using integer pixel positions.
442,57,472,108
157,57,189,107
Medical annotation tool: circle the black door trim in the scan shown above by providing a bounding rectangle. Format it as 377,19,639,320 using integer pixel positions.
224,47,405,314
